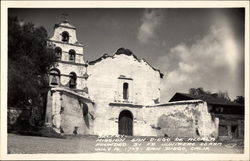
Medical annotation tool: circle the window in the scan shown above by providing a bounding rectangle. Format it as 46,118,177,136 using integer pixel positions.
49,68,60,86
123,83,129,100
61,31,69,42
55,47,62,60
69,72,77,88
69,49,76,61
219,107,224,113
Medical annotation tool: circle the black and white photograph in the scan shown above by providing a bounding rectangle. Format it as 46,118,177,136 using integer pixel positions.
1,1,249,160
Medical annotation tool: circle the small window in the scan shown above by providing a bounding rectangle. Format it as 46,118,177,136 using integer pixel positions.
123,83,129,100
69,49,76,61
69,72,77,88
55,47,62,60
62,31,69,42
50,68,60,86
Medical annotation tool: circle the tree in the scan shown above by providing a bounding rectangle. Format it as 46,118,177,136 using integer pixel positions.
189,87,210,96
217,90,231,101
188,87,230,101
234,96,244,105
8,16,56,110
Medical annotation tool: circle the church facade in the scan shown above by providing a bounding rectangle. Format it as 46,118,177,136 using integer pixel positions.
45,20,218,137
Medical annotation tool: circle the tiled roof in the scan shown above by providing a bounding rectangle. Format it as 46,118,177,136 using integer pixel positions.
169,92,243,107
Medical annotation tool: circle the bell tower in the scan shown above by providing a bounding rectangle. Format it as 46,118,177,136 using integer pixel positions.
45,16,91,133
47,16,88,92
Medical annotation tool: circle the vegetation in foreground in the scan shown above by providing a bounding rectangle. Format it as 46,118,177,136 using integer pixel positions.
8,16,56,132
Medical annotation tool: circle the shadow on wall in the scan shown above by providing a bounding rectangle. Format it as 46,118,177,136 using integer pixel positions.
156,112,198,138
82,102,89,128
58,93,94,135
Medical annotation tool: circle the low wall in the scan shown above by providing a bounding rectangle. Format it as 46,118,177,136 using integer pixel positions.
94,100,218,138
145,100,219,138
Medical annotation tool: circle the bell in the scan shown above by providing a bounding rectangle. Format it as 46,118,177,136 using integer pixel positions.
56,53,61,60
69,54,74,60
69,78,76,88
51,76,58,85
69,78,74,84
62,36,69,42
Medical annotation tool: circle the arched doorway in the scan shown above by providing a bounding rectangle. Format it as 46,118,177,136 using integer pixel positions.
118,110,133,136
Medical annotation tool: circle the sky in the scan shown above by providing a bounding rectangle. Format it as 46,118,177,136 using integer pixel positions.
9,8,245,102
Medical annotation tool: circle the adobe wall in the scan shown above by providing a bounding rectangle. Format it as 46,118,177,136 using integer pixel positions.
87,54,161,106
93,100,218,138
145,101,219,138
92,102,149,136
45,88,94,135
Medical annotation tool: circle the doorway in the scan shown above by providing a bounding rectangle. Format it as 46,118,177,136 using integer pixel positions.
118,110,133,136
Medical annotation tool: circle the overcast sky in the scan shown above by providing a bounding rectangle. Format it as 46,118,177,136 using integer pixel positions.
9,8,245,102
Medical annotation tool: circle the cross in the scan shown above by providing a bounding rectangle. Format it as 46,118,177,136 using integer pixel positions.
62,13,69,22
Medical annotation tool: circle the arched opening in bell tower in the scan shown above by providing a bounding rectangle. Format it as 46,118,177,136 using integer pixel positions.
55,47,62,60
49,68,61,86
69,72,77,88
61,31,69,42
69,49,76,61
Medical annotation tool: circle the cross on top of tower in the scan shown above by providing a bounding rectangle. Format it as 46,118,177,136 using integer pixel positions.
62,13,69,22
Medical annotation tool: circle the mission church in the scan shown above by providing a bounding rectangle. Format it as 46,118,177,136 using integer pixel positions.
45,19,220,137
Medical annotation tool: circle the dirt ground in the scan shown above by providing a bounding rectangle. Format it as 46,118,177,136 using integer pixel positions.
7,134,244,154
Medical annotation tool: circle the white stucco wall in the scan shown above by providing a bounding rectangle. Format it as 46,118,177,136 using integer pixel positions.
46,88,94,135
145,101,219,137
87,54,161,106
91,100,218,137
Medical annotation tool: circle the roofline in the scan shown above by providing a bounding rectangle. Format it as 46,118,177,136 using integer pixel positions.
51,87,94,104
88,50,164,79
170,92,244,107
147,100,205,107
54,22,76,30
109,102,143,108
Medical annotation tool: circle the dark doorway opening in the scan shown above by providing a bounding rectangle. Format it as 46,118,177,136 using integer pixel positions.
118,110,133,136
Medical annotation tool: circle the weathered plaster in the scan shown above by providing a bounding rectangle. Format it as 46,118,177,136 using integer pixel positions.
87,54,161,106
47,88,94,134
